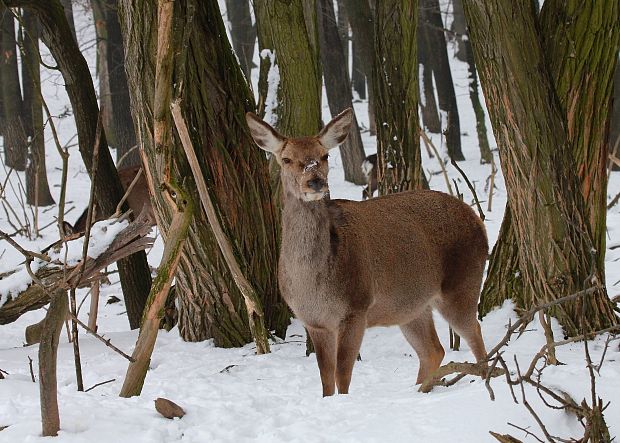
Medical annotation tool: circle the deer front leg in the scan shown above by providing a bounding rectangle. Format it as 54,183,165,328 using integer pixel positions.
306,326,337,397
336,313,366,394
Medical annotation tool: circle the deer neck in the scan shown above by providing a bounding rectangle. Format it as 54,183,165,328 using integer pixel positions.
281,189,331,266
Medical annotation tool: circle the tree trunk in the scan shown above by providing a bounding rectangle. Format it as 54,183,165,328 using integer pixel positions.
336,0,349,72
118,0,288,344
464,0,617,336
225,0,256,81
60,0,77,42
343,0,375,134
540,0,619,274
254,0,321,136
7,0,152,330
450,0,467,62
351,39,366,100
1,6,27,171
419,0,463,161
38,292,67,437
317,0,366,185
463,36,492,164
23,11,55,206
103,0,139,167
611,57,620,170
417,21,441,133
91,0,116,148
374,0,423,194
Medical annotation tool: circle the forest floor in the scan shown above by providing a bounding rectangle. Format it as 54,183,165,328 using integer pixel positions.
1,3,620,442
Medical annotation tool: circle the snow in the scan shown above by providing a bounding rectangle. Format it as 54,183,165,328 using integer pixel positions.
260,49,280,126
1,2,619,443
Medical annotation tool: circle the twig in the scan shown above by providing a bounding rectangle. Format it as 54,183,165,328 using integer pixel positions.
27,356,35,382
420,129,454,195
66,309,135,362
0,229,50,262
506,423,544,443
85,378,116,393
69,288,84,391
113,167,144,217
450,158,485,221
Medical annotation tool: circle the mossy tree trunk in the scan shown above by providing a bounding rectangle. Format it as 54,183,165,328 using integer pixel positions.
118,0,288,344
374,0,424,194
254,0,321,136
23,11,55,206
465,0,618,336
611,56,620,170
1,5,27,171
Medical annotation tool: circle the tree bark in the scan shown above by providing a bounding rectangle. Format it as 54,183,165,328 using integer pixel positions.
464,0,617,336
60,0,77,42
419,0,463,161
540,0,619,274
336,0,349,72
0,6,27,171
39,291,67,437
317,0,366,185
611,57,620,170
103,0,139,167
118,0,287,345
254,0,321,136
23,11,55,206
7,0,152,330
374,0,424,194
225,0,256,81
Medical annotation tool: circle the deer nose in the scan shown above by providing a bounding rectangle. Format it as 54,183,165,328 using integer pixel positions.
307,178,325,192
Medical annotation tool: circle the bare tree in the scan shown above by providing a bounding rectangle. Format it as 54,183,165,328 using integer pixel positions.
225,0,256,80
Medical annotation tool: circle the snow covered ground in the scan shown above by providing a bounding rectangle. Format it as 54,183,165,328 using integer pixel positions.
1,3,619,442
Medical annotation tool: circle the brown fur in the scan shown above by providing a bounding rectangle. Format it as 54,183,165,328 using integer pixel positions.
246,109,488,396
72,165,154,232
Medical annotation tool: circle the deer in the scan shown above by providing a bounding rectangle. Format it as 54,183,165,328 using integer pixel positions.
246,108,488,397
70,165,154,233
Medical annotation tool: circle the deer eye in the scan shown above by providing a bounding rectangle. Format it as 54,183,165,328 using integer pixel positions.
282,158,291,164
321,154,329,161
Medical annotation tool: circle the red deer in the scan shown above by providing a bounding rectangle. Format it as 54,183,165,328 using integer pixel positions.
246,109,488,397
71,165,154,232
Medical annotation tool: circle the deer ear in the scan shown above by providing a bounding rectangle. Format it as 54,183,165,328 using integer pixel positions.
245,112,286,153
318,108,353,149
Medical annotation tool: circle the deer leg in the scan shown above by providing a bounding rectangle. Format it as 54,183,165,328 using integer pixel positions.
306,326,337,397
400,307,445,384
434,297,487,362
336,313,366,394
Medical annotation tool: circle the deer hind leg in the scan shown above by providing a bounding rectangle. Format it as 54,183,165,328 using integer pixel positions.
306,326,337,397
434,288,487,363
335,313,366,394
400,306,445,384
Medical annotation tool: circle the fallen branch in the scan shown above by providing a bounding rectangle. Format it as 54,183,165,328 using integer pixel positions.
0,209,154,325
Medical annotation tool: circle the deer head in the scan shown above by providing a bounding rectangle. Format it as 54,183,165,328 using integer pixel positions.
246,109,353,201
